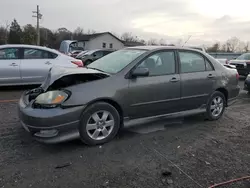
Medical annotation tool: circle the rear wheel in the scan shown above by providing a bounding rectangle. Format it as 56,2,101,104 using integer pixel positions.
79,102,120,145
206,91,226,121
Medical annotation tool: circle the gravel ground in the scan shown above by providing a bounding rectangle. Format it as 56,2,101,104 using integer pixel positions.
0,82,250,188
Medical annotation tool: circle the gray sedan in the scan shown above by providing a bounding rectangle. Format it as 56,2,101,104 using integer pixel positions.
18,46,240,145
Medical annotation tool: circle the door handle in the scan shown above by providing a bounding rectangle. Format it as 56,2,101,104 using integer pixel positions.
9,63,18,67
207,74,214,78
170,77,179,82
45,61,51,65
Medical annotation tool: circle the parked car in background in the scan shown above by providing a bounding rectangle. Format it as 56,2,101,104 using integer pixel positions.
70,50,84,58
75,50,88,59
18,46,240,145
229,53,250,76
244,74,250,92
59,40,84,56
216,58,228,65
0,44,83,86
77,49,114,66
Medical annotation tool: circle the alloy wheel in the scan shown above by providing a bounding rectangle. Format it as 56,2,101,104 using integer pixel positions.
86,110,115,140
210,96,224,117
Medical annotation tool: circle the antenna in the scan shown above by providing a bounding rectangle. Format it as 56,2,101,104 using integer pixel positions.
182,35,192,47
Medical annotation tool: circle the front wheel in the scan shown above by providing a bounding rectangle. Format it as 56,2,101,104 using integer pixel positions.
205,91,226,121
79,102,120,145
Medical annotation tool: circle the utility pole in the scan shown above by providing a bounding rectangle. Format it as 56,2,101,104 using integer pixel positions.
4,20,10,44
32,5,42,45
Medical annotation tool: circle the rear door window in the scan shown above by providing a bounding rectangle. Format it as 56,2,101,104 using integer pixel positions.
0,48,20,59
24,48,58,59
179,51,206,73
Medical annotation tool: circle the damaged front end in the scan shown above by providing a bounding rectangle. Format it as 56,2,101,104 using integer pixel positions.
25,66,110,109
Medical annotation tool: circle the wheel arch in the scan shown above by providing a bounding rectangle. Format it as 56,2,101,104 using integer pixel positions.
215,87,228,105
86,98,124,126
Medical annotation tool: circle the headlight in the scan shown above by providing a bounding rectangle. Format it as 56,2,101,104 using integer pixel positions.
35,90,69,106
247,74,250,79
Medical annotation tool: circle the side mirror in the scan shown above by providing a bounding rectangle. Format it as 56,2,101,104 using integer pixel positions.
233,57,236,60
131,67,149,78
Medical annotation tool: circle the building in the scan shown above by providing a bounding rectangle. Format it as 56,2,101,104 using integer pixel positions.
77,32,124,51
59,32,145,54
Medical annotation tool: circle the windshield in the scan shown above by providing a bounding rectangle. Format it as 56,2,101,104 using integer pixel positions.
236,53,250,60
87,49,146,74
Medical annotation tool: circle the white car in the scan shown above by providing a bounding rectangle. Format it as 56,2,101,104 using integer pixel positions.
0,44,83,86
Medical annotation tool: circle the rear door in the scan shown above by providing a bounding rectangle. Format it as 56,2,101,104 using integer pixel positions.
20,48,58,84
178,50,216,110
127,50,181,118
0,47,21,85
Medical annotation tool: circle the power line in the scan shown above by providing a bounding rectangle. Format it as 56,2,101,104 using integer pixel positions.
32,5,42,45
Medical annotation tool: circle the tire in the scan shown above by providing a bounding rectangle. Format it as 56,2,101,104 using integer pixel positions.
79,102,120,145
205,91,226,121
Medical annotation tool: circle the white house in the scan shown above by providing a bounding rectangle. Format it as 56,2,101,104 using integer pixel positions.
59,32,145,54
77,32,125,51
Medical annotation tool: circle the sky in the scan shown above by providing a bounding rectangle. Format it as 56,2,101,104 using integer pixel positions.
0,0,250,46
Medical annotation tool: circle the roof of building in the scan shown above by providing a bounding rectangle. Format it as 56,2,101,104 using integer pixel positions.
78,32,146,47
78,32,123,43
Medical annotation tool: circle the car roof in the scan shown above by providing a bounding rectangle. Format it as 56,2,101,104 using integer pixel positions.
0,44,59,54
126,45,205,52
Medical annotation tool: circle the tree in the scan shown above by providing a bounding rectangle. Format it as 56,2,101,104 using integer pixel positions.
159,38,167,46
121,32,137,42
207,43,220,52
243,42,249,52
40,27,56,47
147,38,158,45
225,37,240,52
22,24,36,45
8,19,22,44
0,27,7,45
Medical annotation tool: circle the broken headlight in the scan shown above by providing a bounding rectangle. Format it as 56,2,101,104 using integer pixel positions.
34,90,69,107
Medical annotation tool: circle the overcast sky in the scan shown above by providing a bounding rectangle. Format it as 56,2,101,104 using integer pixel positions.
0,0,250,46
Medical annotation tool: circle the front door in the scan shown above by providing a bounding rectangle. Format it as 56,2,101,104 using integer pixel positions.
127,50,181,119
20,48,55,84
0,48,21,85
178,50,217,110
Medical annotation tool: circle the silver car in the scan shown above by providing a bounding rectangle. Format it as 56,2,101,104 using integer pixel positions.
0,44,83,86
18,46,240,145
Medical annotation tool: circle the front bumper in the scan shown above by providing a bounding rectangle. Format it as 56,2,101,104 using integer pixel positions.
18,93,86,144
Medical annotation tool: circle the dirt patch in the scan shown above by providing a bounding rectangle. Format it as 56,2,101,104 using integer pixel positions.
0,93,250,188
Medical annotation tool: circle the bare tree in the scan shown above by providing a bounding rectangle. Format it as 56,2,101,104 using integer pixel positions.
159,38,167,46
147,38,158,45
226,37,240,52
207,43,220,52
87,29,96,34
120,32,137,42
243,41,249,52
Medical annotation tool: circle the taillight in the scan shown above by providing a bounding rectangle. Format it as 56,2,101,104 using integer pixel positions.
71,60,83,67
236,73,239,80
225,60,229,64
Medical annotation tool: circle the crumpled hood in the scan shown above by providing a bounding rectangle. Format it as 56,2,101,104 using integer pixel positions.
41,66,110,91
